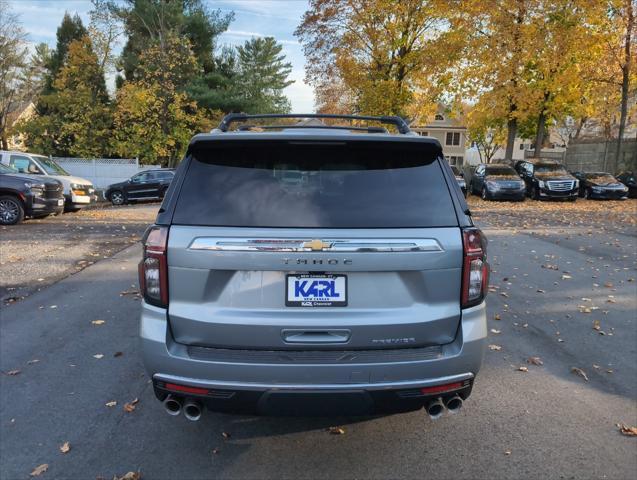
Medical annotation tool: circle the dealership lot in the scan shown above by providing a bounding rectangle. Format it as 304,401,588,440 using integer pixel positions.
1,199,636,479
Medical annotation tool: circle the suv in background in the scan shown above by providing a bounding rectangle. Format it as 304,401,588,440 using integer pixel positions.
0,163,64,225
616,171,637,198
104,169,175,205
514,159,579,200
0,151,95,211
139,113,489,420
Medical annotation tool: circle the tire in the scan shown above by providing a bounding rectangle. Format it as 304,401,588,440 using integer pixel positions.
110,190,125,206
532,187,540,200
0,195,25,225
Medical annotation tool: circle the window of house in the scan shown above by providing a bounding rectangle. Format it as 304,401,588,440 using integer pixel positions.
445,132,460,146
435,114,444,121
416,131,428,136
519,143,525,150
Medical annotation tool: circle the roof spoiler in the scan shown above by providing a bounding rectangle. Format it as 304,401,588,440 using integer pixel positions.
216,113,411,134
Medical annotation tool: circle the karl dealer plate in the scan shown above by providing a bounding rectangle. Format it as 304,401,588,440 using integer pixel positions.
286,274,347,307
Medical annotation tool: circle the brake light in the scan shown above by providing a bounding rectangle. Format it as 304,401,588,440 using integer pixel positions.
461,228,489,308
139,226,168,308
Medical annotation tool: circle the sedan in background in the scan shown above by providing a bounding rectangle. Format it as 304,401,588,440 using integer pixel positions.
470,164,526,201
104,169,175,205
451,165,467,197
574,172,629,200
616,171,637,198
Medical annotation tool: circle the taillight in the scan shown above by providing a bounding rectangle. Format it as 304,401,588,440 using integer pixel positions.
139,226,168,308
461,228,489,308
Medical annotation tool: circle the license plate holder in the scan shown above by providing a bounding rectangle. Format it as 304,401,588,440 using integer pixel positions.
286,274,347,307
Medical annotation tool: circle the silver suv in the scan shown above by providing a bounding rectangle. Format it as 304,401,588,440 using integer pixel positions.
139,113,488,420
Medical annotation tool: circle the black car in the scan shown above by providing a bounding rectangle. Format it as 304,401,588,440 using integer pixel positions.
451,165,467,197
104,169,175,205
573,172,629,200
616,171,637,198
0,163,65,225
470,163,526,201
515,159,578,200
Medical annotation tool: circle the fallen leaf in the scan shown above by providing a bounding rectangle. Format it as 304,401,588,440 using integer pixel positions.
328,426,346,435
105,401,117,407
516,366,529,372
123,398,139,412
604,282,614,288
113,472,141,480
59,442,70,454
93,354,104,359
91,320,105,326
494,313,501,321
27,359,40,365
500,292,509,298
488,344,502,351
113,352,123,357
592,320,601,331
490,329,501,334
579,306,592,313
561,274,572,280
222,432,231,439
504,450,512,456
5,369,21,376
527,357,543,366
537,289,545,293
571,367,589,382
616,424,637,436
30,464,48,476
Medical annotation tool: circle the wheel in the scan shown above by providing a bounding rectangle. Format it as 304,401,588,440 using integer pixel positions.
0,195,25,225
481,187,489,200
110,190,125,205
532,187,540,200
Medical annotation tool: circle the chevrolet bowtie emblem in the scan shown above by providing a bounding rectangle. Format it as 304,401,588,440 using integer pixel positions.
303,239,332,251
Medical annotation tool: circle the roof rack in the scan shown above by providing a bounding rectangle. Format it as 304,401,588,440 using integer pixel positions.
217,113,411,134
236,124,389,134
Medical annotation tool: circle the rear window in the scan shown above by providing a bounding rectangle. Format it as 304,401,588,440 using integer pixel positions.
173,140,457,228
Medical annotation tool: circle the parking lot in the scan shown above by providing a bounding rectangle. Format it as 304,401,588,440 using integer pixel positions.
1,198,636,479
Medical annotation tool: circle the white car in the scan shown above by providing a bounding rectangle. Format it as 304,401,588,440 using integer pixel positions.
0,151,95,211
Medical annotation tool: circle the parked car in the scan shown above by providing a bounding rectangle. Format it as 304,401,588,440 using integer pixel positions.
0,163,64,225
139,113,489,420
469,164,526,201
573,172,629,200
0,150,95,211
514,159,579,200
616,171,637,198
450,165,467,197
104,169,175,205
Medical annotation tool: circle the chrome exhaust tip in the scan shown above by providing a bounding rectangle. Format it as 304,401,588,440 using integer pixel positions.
445,395,463,414
426,398,445,420
163,395,182,416
183,399,203,421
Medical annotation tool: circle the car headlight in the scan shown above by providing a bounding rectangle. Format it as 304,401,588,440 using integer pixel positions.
518,181,525,189
70,183,80,190
574,179,579,188
538,180,545,188
25,182,45,196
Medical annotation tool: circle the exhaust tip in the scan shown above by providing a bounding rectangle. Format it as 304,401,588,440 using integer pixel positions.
426,399,445,420
163,395,182,416
183,400,202,421
445,395,463,414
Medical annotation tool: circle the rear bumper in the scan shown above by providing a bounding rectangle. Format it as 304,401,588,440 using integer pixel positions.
140,302,487,415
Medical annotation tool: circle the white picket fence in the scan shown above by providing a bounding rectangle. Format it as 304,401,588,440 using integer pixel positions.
54,157,161,189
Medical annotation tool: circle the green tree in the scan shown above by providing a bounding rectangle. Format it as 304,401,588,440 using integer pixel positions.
235,37,293,114
45,12,88,92
21,36,112,157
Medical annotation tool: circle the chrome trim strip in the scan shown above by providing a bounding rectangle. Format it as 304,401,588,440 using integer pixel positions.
154,372,474,391
188,237,443,253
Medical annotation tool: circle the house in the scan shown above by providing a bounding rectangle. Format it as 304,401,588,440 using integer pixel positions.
411,105,468,166
4,101,35,151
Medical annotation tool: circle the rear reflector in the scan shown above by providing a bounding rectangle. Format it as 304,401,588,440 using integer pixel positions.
164,383,209,395
420,382,464,395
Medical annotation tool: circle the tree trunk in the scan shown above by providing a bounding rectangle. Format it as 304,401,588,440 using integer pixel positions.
534,111,547,155
1,134,8,151
504,117,517,163
615,0,633,171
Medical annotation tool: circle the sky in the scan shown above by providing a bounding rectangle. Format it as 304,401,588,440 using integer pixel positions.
10,0,315,112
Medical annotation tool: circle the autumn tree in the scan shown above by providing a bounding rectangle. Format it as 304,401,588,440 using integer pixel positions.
295,0,456,120
21,36,113,157
113,34,201,166
44,12,88,93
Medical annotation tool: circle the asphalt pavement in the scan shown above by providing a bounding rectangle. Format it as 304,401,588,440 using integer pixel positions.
1,205,636,479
